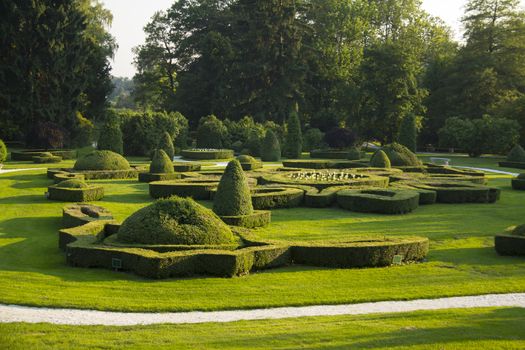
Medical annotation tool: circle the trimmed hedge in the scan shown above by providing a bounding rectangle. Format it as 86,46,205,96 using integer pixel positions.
48,182,104,202
511,174,525,190
399,181,500,204
237,155,262,170
149,179,220,199
370,150,391,168
213,160,254,216
62,204,113,229
98,121,123,155
53,172,85,184
173,162,201,172
0,139,7,162
283,110,302,159
495,225,525,256
74,150,130,171
138,172,182,183
381,143,422,167
117,197,235,246
389,172,487,185
337,189,420,214
310,149,351,159
181,149,234,160
70,168,139,180
506,144,525,162
33,153,62,163
150,149,174,174
251,187,305,209
499,161,525,169
281,159,368,169
158,131,175,160
388,182,437,205
11,149,76,161
261,130,281,162
219,210,271,228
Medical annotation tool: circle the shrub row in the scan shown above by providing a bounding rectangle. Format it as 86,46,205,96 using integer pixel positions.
48,184,104,202
251,187,305,209
149,179,220,199
398,181,500,203
259,172,389,190
181,149,234,160
138,172,182,183
495,235,525,256
70,168,140,180
310,149,356,159
282,159,368,169
511,175,525,190
11,149,76,161
388,183,437,205
337,189,420,214
499,161,525,169
173,162,202,172
33,154,62,163
62,204,113,229
389,172,486,185
219,210,271,228
60,221,429,278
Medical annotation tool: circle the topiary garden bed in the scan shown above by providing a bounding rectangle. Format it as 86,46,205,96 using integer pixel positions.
337,189,420,214
48,179,104,202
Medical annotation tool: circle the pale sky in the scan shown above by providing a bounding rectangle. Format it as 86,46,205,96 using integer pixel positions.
102,0,524,78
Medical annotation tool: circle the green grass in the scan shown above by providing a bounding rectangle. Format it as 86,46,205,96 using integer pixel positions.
1,308,524,349
0,154,524,312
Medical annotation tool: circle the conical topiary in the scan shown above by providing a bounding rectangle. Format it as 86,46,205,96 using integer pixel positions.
261,130,281,162
158,132,175,160
381,142,421,167
507,144,525,162
150,149,174,174
370,150,391,168
213,159,254,216
284,110,302,158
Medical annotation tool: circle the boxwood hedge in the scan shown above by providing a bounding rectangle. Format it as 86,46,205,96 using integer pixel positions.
337,189,420,214
495,225,525,256
219,210,271,228
48,181,104,202
281,159,368,169
32,153,62,163
62,204,113,229
173,162,202,172
181,149,234,160
511,174,525,190
398,180,500,204
310,149,351,159
12,149,76,161
251,187,305,209
53,172,85,184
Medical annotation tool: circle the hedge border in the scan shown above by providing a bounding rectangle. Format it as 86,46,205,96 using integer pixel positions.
11,149,76,161
181,149,234,160
310,149,357,159
149,180,219,199
67,168,140,180
511,178,525,190
494,234,525,256
53,172,85,184
282,159,368,169
219,210,271,228
397,180,500,204
33,155,62,163
240,161,263,171
48,184,104,202
389,172,486,185
62,204,114,230
337,189,420,214
251,187,305,209
173,162,202,172
499,161,525,169
138,172,182,183
59,220,429,278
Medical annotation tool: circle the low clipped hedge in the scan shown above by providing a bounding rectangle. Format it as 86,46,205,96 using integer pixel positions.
389,172,487,185
12,149,76,161
310,149,352,159
219,210,271,228
149,179,220,199
250,187,305,209
138,172,182,183
388,183,437,205
499,161,525,169
282,159,368,169
237,155,262,170
173,162,201,172
495,225,525,256
181,149,234,160
398,181,500,204
74,150,130,171
511,174,525,190
337,189,420,214
70,168,139,180
62,204,113,229
59,220,429,278
53,172,85,184
48,181,104,202
32,153,62,163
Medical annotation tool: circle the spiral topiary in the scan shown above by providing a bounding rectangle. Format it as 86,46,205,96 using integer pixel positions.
117,196,235,245
261,130,281,162
370,150,391,168
74,150,130,171
381,143,421,167
158,132,175,160
506,144,525,162
0,139,7,162
213,159,254,216
150,149,173,174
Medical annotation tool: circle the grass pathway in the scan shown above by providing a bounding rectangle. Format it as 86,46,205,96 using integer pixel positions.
1,293,524,326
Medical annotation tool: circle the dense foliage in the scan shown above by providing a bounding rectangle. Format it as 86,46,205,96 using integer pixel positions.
196,115,227,149
381,143,422,167
261,130,281,162
284,110,303,159
97,119,123,155
507,144,525,162
158,132,175,160
0,139,7,162
323,128,357,149
213,160,254,217
370,150,391,168
398,114,418,152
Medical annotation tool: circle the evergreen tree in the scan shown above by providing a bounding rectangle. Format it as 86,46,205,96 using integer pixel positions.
261,130,281,162
196,115,227,149
284,109,303,158
398,114,418,152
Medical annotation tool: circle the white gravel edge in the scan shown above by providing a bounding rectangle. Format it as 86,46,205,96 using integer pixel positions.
1,293,524,326
0,167,45,174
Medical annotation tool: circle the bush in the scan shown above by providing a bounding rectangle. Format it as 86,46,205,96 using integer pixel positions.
381,143,421,167
149,179,220,199
53,172,85,184
117,196,235,246
181,149,234,160
150,149,174,174
495,226,525,256
511,174,525,190
197,115,227,149
158,131,175,159
237,155,262,170
284,110,302,158
97,119,123,155
303,128,325,152
244,130,263,156
48,182,104,202
120,110,188,156
323,128,357,149
32,153,62,163
347,147,362,160
173,162,201,172
370,150,391,168
0,139,7,162
74,150,130,171
219,210,271,228
337,189,420,214
398,113,417,152
261,130,281,161
506,144,525,162
56,179,89,188
439,115,520,157
213,160,254,217
138,172,181,183
71,112,94,147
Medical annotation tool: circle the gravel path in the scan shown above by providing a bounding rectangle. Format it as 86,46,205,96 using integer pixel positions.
1,293,524,326
455,166,518,176
0,167,44,175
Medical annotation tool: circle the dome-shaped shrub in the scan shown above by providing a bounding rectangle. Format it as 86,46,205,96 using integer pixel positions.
0,139,7,162
158,132,175,160
117,196,235,245
213,160,254,216
237,154,257,164
261,130,281,161
74,150,130,171
150,149,173,174
347,147,361,160
370,150,391,168
55,179,89,188
381,143,421,167
507,144,525,162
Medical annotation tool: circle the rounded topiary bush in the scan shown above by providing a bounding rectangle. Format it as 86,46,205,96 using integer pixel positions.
370,150,391,168
261,130,281,162
55,179,89,188
117,196,235,245
213,159,254,217
507,144,525,162
347,147,361,160
74,150,130,171
381,142,421,167
150,149,173,174
158,132,175,160
237,155,257,164
0,139,7,162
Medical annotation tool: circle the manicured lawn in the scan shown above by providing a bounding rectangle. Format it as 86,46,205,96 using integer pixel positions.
1,308,524,349
0,154,524,312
